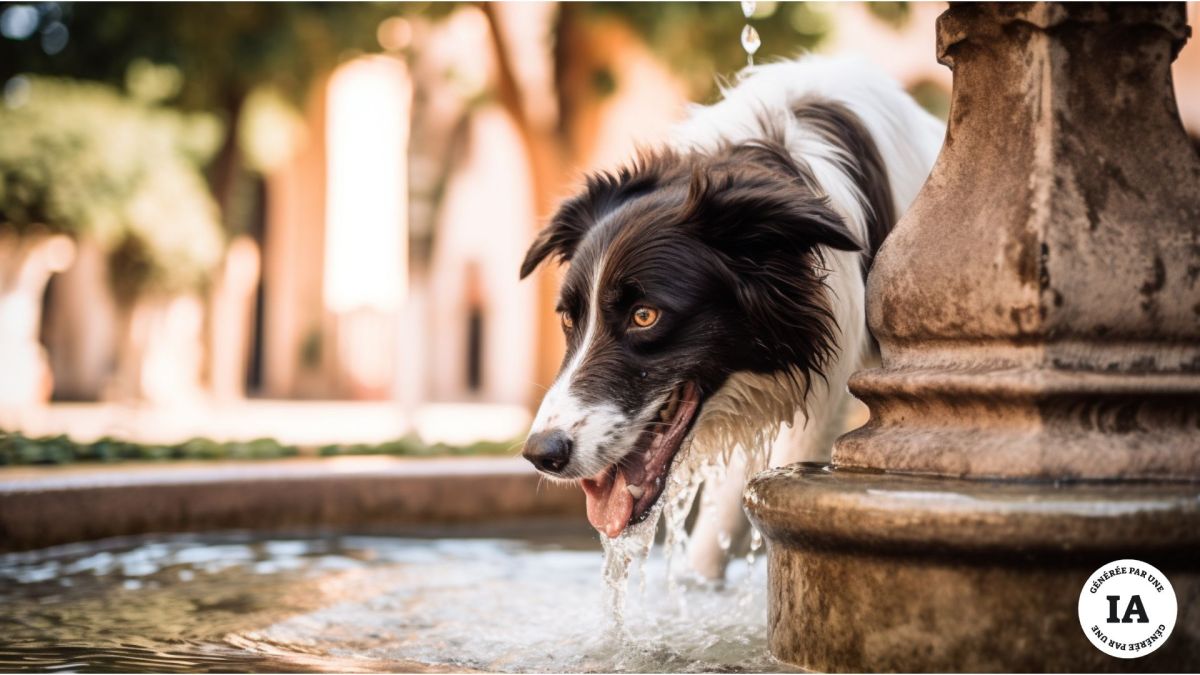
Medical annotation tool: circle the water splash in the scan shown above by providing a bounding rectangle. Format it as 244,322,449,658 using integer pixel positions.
600,517,655,634
747,527,763,566
594,413,778,630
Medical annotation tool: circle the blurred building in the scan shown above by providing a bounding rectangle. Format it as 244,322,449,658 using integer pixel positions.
254,4,691,413
5,2,1200,443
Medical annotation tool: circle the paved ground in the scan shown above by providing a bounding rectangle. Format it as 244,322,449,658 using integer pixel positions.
0,400,531,447
0,455,534,490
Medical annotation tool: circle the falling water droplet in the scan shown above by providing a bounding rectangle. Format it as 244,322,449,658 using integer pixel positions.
717,530,732,552
741,24,761,66
746,527,763,566
741,0,757,19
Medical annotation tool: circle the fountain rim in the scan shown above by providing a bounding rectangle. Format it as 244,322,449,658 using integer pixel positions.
745,462,1200,559
0,456,586,553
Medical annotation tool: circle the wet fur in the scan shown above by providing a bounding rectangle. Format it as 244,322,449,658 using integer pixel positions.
520,56,944,577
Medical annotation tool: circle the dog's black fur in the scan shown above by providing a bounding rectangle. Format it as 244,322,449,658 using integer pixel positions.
520,123,879,436
517,56,943,571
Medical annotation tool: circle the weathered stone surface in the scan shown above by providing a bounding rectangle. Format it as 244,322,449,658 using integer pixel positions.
833,2,1200,479
748,3,1200,671
0,457,586,552
747,464,1200,557
747,464,1200,672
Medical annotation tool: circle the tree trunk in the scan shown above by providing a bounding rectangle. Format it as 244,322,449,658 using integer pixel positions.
208,93,249,230
207,235,261,401
481,3,569,405
41,237,119,401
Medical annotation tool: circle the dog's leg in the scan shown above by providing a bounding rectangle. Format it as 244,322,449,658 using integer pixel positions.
686,451,751,581
686,384,855,581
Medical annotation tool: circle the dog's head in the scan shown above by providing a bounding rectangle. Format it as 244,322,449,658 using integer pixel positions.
519,142,860,538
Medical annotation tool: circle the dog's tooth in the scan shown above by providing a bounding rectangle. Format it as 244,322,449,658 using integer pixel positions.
627,484,644,499
664,396,679,420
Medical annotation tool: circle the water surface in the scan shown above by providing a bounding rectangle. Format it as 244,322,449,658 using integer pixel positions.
0,529,785,673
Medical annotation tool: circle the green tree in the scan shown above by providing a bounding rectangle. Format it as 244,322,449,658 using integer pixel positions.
0,2,446,229
581,2,831,101
0,76,223,299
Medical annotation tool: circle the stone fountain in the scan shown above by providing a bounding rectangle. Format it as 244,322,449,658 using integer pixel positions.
746,3,1200,671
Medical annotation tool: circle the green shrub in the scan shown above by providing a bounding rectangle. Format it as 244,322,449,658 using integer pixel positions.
0,429,516,466
0,76,224,299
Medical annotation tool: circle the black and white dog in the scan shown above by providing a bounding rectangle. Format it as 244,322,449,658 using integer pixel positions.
519,56,943,579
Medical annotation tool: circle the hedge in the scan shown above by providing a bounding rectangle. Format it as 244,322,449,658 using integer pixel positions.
0,430,518,466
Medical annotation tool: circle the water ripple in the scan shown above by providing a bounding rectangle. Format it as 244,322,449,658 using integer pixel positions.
0,531,788,673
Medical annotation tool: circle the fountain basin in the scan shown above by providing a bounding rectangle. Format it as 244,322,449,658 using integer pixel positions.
0,528,781,673
0,456,583,552
744,463,1200,672
0,457,785,672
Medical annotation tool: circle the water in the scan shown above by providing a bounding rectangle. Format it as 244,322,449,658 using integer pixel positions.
0,529,789,673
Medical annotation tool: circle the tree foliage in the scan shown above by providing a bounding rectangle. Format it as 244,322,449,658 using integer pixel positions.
582,2,831,101
0,2,455,292
0,76,223,298
0,2,442,110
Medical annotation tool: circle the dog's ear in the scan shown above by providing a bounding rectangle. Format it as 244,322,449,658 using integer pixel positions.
519,152,671,279
684,165,862,390
684,165,861,259
519,207,591,280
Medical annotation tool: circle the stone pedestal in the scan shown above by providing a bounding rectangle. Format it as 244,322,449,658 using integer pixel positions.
749,464,1200,671
746,3,1200,671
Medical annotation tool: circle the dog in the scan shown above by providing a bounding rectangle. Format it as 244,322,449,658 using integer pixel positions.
518,56,943,580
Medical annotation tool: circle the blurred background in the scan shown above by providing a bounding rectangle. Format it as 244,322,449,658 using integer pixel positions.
1,1,1198,459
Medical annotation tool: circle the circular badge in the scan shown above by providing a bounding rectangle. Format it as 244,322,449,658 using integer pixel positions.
1078,559,1177,659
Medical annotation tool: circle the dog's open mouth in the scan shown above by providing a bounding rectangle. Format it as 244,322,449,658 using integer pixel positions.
580,382,702,538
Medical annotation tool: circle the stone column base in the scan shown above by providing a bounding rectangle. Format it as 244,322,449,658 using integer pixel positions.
745,464,1200,672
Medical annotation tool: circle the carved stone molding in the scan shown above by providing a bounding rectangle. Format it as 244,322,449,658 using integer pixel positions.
834,2,1200,479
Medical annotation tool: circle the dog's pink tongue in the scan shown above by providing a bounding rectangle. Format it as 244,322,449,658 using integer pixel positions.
581,469,633,539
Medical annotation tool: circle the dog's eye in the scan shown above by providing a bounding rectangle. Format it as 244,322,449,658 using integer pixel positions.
560,312,574,331
630,306,660,329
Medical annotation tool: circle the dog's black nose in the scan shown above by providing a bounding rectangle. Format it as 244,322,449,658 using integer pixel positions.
522,430,573,474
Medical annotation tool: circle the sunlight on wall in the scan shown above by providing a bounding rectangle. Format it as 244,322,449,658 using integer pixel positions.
1172,2,1200,135
323,55,413,397
429,107,538,406
323,55,411,315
